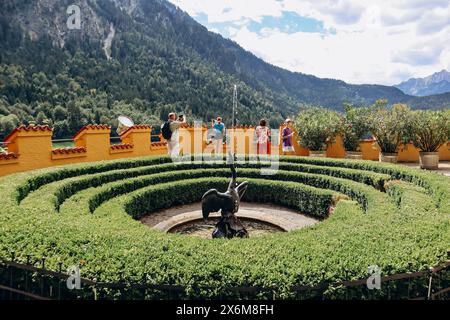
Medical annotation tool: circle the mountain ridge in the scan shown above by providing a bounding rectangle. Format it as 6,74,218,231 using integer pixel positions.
395,70,450,97
0,0,449,139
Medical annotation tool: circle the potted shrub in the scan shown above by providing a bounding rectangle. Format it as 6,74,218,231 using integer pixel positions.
369,103,412,163
342,104,370,160
410,109,450,170
294,107,342,157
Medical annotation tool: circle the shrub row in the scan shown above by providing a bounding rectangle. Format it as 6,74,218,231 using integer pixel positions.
17,154,449,211
15,156,174,203
279,156,450,210
85,168,382,215
48,161,389,210
124,177,340,219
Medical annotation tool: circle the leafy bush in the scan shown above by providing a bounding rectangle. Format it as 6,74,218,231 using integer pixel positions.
368,102,412,153
342,104,370,152
294,106,343,151
409,109,450,152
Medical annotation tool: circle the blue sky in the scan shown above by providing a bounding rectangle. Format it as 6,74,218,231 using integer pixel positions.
195,11,334,38
169,0,450,85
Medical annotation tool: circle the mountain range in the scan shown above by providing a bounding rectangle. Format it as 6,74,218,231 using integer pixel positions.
0,0,449,138
395,70,450,97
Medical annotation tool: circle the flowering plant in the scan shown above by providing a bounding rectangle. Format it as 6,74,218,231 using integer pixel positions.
409,109,450,152
369,102,412,153
342,104,370,152
294,106,343,151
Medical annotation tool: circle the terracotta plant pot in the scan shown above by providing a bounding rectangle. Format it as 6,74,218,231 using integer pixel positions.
309,150,326,158
379,152,398,163
419,152,439,170
346,151,363,160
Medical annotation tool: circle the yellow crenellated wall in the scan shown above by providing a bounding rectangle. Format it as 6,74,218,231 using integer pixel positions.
1,124,450,176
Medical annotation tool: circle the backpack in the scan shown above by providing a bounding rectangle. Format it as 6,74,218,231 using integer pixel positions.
161,121,172,140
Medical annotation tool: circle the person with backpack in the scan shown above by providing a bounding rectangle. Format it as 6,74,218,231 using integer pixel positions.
211,117,225,156
161,113,186,157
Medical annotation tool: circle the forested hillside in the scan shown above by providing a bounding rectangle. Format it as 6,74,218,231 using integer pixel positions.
0,0,448,139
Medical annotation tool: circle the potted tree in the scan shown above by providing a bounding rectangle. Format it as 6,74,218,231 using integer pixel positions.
410,109,450,170
369,103,412,163
294,107,342,157
342,104,370,160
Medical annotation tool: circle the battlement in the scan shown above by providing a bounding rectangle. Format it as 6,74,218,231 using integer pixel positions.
1,124,449,176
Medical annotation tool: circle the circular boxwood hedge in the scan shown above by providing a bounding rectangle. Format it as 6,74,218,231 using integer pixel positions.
0,155,449,299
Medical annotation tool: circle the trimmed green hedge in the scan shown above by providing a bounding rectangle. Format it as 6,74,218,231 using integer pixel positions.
124,177,341,219
1,155,449,299
279,156,450,210
15,154,449,210
15,156,174,203
16,155,390,204
84,168,383,214
40,161,389,211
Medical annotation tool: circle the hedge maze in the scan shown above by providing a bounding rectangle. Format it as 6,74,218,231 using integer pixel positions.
0,155,449,298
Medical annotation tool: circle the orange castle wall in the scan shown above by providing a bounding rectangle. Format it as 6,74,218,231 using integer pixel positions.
1,124,450,176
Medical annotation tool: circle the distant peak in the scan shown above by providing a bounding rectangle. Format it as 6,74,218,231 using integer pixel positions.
396,69,450,97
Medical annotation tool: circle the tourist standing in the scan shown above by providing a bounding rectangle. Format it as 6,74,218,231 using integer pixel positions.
162,112,186,158
255,119,271,155
282,119,295,155
212,117,225,156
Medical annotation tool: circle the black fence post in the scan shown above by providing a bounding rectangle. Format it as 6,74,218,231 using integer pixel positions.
387,281,390,299
427,269,433,300
9,252,15,300
58,262,63,300
41,258,45,297
25,255,31,295
142,273,147,300
407,277,411,299
119,271,124,300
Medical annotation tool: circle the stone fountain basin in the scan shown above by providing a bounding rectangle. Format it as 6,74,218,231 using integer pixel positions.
140,202,318,234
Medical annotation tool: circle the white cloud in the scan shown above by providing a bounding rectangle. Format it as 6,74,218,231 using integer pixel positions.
416,9,450,35
169,0,450,85
170,0,284,23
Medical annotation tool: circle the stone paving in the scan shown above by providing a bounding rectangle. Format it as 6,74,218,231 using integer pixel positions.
140,202,319,233
399,161,450,177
